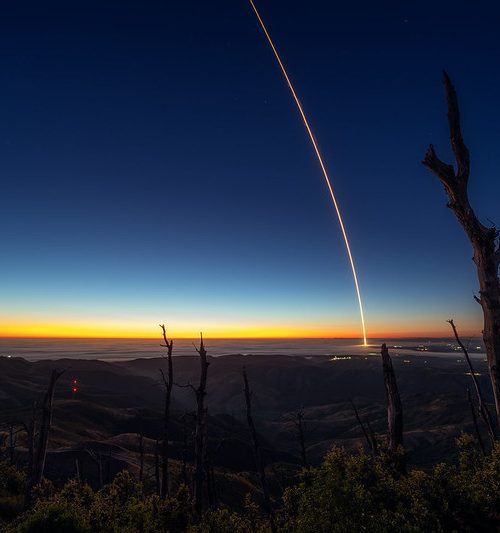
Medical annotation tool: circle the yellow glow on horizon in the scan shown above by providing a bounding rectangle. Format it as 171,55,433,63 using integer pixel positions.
0,316,481,340
0,321,359,339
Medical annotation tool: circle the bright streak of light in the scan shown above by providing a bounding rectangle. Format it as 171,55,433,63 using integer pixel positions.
248,0,368,346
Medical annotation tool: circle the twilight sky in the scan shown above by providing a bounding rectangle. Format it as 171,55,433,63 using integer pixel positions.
1,0,499,339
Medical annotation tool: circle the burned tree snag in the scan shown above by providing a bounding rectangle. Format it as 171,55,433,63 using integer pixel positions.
293,410,308,468
467,388,486,455
138,433,144,483
366,421,379,456
181,413,189,488
159,324,174,498
203,419,215,508
105,446,112,485
8,424,16,465
448,319,496,445
35,369,64,482
26,401,37,480
86,449,103,489
75,459,81,483
194,333,209,516
242,367,277,533
351,400,378,456
154,439,160,497
423,71,500,424
381,344,403,455
26,369,64,503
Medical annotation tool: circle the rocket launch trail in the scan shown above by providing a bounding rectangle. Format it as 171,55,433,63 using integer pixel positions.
248,0,368,346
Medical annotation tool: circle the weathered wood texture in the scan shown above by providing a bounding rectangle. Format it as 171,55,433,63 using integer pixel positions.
381,344,403,454
243,367,276,533
159,324,174,498
194,334,209,516
422,71,500,424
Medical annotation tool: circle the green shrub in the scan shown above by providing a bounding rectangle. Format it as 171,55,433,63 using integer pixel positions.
3,439,499,533
7,501,91,533
0,462,26,523
279,440,500,532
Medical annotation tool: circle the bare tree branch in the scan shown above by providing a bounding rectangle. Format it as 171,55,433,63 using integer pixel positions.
193,332,209,516
243,367,277,533
26,368,64,506
350,400,377,456
174,381,197,393
423,72,500,424
293,410,308,468
380,344,404,469
422,144,456,190
466,388,486,455
158,324,174,499
442,70,470,183
448,319,496,445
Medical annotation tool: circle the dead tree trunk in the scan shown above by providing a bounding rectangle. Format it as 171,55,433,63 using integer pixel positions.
366,421,379,456
86,449,103,489
467,388,486,455
181,413,189,488
26,401,37,480
242,367,277,533
138,433,144,483
293,411,308,468
154,439,160,497
8,424,16,465
422,71,500,425
194,333,209,516
448,319,496,445
381,344,403,456
27,369,64,503
105,446,112,485
203,418,215,508
159,324,174,499
75,459,81,483
350,400,378,456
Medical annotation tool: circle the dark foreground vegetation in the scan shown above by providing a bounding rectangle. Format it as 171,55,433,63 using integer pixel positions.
1,436,499,532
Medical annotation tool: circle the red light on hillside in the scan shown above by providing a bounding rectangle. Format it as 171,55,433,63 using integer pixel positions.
72,379,78,384
72,387,78,393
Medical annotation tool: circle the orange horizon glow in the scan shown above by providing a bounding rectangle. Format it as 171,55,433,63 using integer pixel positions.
0,318,482,340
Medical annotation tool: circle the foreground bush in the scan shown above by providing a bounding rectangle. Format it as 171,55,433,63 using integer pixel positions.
3,436,499,533
280,436,500,532
0,463,25,524
5,472,194,533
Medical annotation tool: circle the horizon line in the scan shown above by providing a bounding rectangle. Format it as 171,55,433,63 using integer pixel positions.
0,334,480,341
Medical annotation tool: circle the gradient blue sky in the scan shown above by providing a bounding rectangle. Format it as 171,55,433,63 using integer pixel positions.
1,0,499,338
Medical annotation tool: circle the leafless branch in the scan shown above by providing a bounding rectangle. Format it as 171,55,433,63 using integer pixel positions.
381,344,404,468
159,368,168,389
442,70,470,182
422,72,500,425
159,324,173,353
174,381,197,393
422,144,456,189
158,324,174,499
243,367,276,533
448,319,496,445
193,332,209,515
466,388,486,455
350,400,377,456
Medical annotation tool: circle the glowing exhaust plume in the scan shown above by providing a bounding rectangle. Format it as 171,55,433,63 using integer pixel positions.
248,0,368,345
